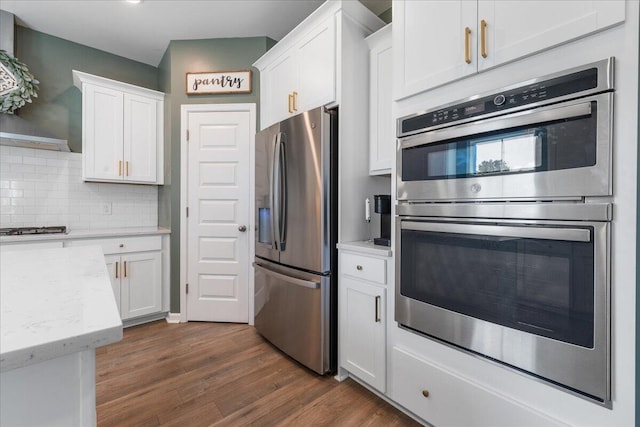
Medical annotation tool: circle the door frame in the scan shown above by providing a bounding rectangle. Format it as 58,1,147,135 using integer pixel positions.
180,103,257,324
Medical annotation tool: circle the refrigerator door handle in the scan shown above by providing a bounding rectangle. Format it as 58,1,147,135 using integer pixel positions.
279,134,288,250
270,133,280,251
253,263,321,289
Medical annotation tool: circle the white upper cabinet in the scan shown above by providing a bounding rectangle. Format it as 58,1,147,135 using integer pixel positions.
394,1,477,100
257,15,336,128
367,24,394,175
73,70,164,185
393,0,625,100
254,1,383,130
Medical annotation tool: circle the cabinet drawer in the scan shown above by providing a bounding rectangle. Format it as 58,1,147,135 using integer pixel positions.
340,252,386,285
389,347,564,426
65,235,162,255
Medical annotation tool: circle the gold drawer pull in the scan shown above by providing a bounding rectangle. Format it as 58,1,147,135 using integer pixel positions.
481,19,488,58
356,265,363,271
126,161,129,176
422,389,430,398
118,160,122,176
288,94,293,113
292,91,298,112
464,27,472,64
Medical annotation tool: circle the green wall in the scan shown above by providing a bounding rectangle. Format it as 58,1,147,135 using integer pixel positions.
14,27,159,153
158,37,274,313
379,7,392,24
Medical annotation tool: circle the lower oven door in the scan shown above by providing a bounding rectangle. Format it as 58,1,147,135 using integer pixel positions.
395,217,610,404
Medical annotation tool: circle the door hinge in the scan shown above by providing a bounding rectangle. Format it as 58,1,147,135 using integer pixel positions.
186,283,189,294
186,207,189,217
186,129,189,141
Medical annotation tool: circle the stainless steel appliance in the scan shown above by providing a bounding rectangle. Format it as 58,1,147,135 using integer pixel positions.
254,106,337,374
397,58,613,202
395,58,614,406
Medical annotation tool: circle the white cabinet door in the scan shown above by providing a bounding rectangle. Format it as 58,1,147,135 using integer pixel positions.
83,84,124,181
296,16,336,113
123,93,158,183
341,276,386,392
368,25,393,175
120,251,162,320
104,254,121,315
393,0,476,100
478,1,625,71
74,70,164,185
264,52,297,126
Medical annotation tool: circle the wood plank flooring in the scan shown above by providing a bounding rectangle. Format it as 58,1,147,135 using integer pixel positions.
96,320,421,426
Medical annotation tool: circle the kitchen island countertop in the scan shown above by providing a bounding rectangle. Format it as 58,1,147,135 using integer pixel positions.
0,246,122,373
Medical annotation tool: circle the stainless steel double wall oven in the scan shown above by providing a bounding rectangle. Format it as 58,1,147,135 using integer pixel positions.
396,58,614,405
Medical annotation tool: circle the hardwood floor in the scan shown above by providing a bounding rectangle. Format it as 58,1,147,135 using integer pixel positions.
96,320,420,426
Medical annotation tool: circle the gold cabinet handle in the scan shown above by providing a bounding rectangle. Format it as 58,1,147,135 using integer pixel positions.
125,161,129,176
481,19,488,58
118,160,122,176
464,27,472,64
288,93,293,113
292,91,298,112
115,261,119,279
124,261,127,278
375,295,381,323
422,389,430,398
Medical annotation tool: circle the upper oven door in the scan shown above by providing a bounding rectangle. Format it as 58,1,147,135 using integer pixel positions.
397,92,612,201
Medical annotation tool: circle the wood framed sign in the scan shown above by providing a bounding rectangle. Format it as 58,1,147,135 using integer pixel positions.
186,70,252,95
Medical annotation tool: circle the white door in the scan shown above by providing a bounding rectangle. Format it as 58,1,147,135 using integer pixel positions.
296,16,336,113
263,52,297,127
478,1,625,71
120,251,162,320
186,110,252,322
83,83,124,181
123,93,158,183
393,0,476,99
104,254,121,315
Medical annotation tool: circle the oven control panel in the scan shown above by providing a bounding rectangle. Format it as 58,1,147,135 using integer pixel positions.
400,64,605,137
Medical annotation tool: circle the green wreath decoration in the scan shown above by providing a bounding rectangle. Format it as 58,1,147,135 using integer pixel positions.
0,49,39,114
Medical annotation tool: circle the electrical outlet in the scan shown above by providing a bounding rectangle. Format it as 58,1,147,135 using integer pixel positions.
101,202,112,215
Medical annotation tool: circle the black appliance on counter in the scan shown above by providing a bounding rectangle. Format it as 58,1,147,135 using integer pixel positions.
373,195,391,247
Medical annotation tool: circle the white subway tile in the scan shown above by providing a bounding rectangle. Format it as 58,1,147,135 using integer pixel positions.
22,157,47,166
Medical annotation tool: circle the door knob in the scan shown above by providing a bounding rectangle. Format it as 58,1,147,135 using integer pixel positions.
238,225,247,232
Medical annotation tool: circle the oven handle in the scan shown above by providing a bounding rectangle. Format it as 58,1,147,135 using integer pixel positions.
401,221,591,242
401,101,592,148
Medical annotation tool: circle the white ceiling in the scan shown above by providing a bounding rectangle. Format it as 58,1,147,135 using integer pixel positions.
1,0,342,66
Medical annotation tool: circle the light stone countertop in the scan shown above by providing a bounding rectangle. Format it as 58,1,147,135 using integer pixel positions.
0,246,123,373
337,240,393,257
0,226,170,244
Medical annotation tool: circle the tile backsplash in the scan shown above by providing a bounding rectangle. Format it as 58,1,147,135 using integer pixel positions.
0,146,158,230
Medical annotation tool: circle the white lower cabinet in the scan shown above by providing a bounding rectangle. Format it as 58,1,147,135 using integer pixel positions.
105,251,162,320
66,235,164,322
389,346,564,426
339,249,389,393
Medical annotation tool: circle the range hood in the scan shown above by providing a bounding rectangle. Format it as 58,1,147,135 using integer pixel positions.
0,114,70,152
0,10,70,152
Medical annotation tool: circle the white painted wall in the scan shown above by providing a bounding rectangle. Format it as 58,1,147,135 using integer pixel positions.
0,146,157,230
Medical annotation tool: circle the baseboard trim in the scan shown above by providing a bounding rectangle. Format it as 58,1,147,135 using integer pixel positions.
165,313,182,324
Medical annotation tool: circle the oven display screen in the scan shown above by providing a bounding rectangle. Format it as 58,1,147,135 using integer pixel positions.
464,103,485,115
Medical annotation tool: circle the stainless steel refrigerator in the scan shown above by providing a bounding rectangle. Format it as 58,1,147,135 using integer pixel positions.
254,106,338,374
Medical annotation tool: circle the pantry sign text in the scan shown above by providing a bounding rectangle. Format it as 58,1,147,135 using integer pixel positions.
186,70,252,95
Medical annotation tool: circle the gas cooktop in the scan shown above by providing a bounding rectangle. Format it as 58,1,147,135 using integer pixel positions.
0,226,68,236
